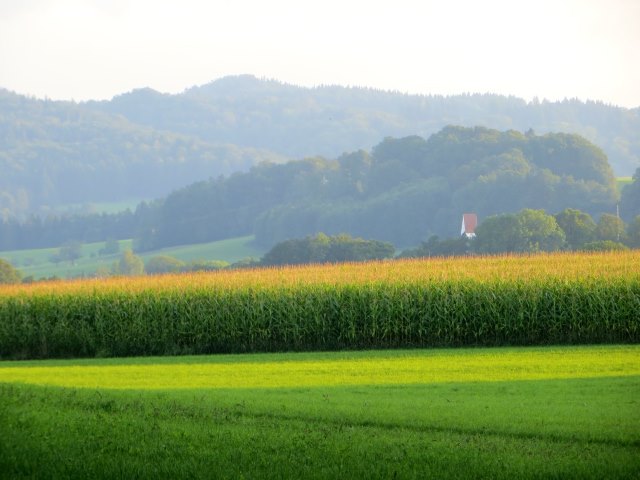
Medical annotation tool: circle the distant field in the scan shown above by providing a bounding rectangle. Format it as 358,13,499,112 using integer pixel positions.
0,346,638,479
0,235,263,279
0,240,134,279
54,198,147,215
140,235,263,264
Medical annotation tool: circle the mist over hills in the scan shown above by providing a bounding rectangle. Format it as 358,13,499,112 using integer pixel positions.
1,75,638,221
95,75,640,174
0,87,286,217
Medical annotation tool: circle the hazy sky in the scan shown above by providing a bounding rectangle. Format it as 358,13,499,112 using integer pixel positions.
1,0,638,107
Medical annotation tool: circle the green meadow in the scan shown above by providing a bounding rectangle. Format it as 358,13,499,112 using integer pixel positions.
1,345,638,479
0,239,134,279
140,235,262,264
0,235,263,280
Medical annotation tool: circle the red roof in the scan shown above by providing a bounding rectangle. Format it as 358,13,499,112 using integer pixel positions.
461,213,477,235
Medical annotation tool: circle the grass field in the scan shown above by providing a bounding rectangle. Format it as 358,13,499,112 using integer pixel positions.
56,198,147,215
0,239,135,279
141,235,262,264
0,235,263,280
0,345,638,479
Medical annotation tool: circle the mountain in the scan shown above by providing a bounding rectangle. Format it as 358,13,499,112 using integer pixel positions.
95,75,640,176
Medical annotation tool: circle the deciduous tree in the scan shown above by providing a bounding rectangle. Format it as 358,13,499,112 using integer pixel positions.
0,258,21,284
596,214,627,243
620,168,640,221
554,208,596,249
475,209,565,253
145,255,185,274
626,216,640,248
117,249,144,276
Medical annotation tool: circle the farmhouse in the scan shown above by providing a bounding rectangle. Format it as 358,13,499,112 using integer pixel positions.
460,213,477,238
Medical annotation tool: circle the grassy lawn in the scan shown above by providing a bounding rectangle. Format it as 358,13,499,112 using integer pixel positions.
1,345,638,479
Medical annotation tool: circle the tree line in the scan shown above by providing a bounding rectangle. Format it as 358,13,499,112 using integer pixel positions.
0,233,394,283
401,208,640,258
2,205,638,284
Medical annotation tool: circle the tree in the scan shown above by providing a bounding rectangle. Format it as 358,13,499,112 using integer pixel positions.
474,213,521,254
325,233,395,262
515,209,566,252
228,257,261,269
626,216,640,248
620,167,640,221
554,208,596,249
596,214,627,243
399,235,470,258
308,232,332,262
475,209,565,254
58,240,83,265
0,258,21,284
117,249,144,276
145,255,185,274
260,239,312,266
261,233,395,266
581,240,629,252
187,260,229,272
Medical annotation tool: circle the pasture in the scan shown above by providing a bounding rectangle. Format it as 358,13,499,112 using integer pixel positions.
0,235,263,280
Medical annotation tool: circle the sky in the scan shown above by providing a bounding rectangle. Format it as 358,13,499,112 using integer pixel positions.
0,0,638,107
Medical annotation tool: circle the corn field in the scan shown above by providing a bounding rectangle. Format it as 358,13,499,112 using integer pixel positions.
0,251,639,359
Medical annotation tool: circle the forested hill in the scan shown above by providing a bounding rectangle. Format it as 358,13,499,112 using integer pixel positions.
0,126,631,252
93,75,640,176
0,88,286,217
2,75,638,221
136,126,620,250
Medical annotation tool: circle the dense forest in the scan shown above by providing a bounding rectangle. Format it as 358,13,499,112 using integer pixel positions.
0,88,285,218
145,126,620,249
1,75,639,220
2,126,633,253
